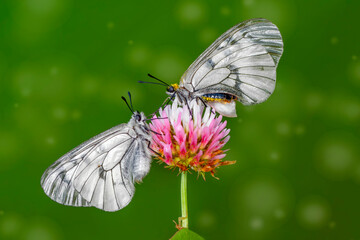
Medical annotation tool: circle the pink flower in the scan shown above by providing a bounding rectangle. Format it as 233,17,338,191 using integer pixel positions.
150,100,235,178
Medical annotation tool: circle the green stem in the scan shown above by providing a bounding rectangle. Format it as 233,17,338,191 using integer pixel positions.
180,171,189,228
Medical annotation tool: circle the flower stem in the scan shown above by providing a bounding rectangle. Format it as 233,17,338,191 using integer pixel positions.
180,171,188,228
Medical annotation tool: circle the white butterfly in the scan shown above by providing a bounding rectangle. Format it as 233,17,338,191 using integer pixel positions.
163,18,283,117
41,95,153,212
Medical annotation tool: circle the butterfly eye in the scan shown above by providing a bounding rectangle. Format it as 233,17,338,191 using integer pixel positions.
167,86,174,92
135,114,142,122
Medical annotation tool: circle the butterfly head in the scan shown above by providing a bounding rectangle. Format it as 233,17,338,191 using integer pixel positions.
132,111,146,123
166,83,179,95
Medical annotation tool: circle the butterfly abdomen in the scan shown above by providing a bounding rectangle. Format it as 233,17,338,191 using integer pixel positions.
202,93,237,103
131,141,151,183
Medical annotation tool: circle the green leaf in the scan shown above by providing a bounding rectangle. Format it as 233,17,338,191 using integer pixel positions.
170,229,205,240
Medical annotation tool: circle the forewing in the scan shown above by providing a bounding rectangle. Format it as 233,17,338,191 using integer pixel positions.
181,18,283,105
41,123,151,212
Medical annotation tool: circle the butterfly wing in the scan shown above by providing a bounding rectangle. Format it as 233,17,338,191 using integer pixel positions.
41,122,151,212
180,18,283,116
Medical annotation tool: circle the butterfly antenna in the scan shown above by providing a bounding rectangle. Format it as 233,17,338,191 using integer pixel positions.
127,92,134,112
121,96,134,114
138,80,168,86
147,73,169,86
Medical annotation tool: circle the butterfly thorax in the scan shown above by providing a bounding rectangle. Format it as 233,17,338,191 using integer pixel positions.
129,112,151,141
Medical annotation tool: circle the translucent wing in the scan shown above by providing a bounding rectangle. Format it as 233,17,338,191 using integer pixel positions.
41,121,151,212
180,18,283,106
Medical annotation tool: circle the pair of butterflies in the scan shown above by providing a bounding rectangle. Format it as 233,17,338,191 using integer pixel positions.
41,18,283,212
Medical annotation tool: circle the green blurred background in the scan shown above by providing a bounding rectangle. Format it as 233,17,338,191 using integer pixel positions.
1,0,360,239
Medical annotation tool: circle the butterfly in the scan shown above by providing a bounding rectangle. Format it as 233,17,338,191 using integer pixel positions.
41,93,153,212
143,18,283,117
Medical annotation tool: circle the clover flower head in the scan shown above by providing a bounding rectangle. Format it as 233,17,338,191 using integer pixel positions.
150,99,235,178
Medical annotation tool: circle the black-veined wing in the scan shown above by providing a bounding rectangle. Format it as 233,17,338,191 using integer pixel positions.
41,112,152,212
179,18,283,117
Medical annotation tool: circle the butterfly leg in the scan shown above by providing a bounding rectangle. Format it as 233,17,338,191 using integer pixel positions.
145,139,161,157
197,96,216,114
185,100,193,119
162,93,176,109
143,125,162,136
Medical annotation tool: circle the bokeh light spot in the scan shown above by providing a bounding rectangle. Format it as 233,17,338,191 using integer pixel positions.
24,226,57,240
343,101,360,120
128,45,151,66
0,213,23,238
316,136,356,180
107,21,114,29
50,67,58,76
13,62,70,99
198,27,217,45
348,61,360,86
23,218,62,240
243,0,255,6
351,163,360,184
152,52,186,81
297,196,330,229
274,208,285,219
243,181,282,213
13,0,69,45
239,0,296,32
294,124,305,135
71,109,82,120
276,121,290,136
329,221,336,228
45,137,55,145
269,151,280,163
330,37,339,45
25,0,63,15
236,172,294,220
13,69,35,97
220,6,231,16
52,106,67,120
305,92,323,110
80,76,100,96
250,217,263,230
176,1,207,25
196,210,216,228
